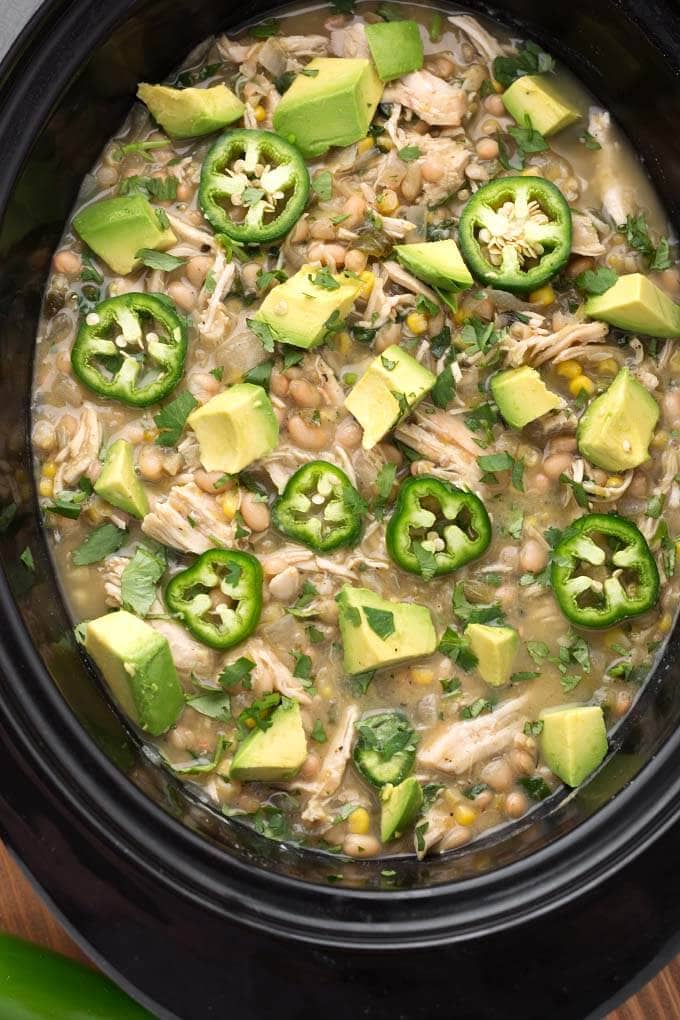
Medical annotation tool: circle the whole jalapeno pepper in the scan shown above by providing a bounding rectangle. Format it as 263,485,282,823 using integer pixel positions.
272,460,364,552
199,128,309,244
165,549,263,650
386,475,491,578
550,512,660,629
71,292,187,407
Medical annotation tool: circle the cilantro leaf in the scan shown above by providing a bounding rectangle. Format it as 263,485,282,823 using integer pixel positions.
477,451,514,473
135,249,186,272
493,40,555,88
398,145,421,162
372,462,396,520
579,130,602,150
219,657,255,689
575,266,618,295
312,171,333,201
244,360,273,390
452,582,505,625
72,523,126,566
187,690,231,722
169,734,229,775
559,473,590,508
121,543,166,616
310,267,340,291
363,606,395,639
431,364,456,409
517,776,552,801
20,547,35,572
311,720,327,742
438,627,478,671
250,19,280,38
460,698,494,719
413,542,438,580
154,391,198,447
247,317,278,353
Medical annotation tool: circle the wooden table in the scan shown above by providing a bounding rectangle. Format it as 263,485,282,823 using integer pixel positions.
1,839,678,1019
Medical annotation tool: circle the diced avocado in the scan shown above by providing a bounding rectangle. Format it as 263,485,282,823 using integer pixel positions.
584,272,680,338
230,699,307,781
254,263,362,349
502,74,580,137
394,239,473,291
577,367,659,472
188,382,279,474
380,776,423,842
364,20,424,82
84,610,184,736
72,195,176,276
94,439,149,519
491,365,563,429
539,704,608,787
337,584,437,674
273,57,382,158
137,82,244,138
465,623,519,687
345,345,436,450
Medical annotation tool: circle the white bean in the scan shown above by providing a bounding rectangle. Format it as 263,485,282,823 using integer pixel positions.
32,420,57,454
287,415,333,450
480,758,514,792
336,417,363,449
167,281,197,312
53,250,82,275
240,490,270,532
269,566,301,602
138,445,164,481
342,833,380,858
519,538,548,574
186,255,212,289
542,452,573,480
289,379,323,408
439,825,472,851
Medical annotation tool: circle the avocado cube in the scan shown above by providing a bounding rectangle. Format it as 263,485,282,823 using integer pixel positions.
337,585,437,674
577,367,659,472
380,776,423,842
344,345,436,449
188,382,279,474
94,439,149,519
273,58,383,158
73,194,176,277
85,610,184,736
490,365,563,430
465,623,519,687
502,74,580,137
254,263,362,349
394,239,473,291
539,705,608,787
230,699,307,781
365,20,424,82
137,82,244,139
584,272,680,338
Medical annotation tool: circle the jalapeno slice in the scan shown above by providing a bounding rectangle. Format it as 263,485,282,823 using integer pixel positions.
458,176,572,292
386,476,491,578
551,513,660,629
165,549,263,650
199,128,310,244
272,460,364,552
71,293,187,407
353,711,417,788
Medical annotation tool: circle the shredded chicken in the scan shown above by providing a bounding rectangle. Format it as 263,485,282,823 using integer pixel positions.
54,404,102,493
329,22,369,58
99,555,130,608
247,638,312,705
418,695,531,774
148,618,219,681
297,705,360,824
448,13,508,64
383,260,441,304
503,320,609,367
395,409,482,486
416,798,456,858
198,253,235,340
142,482,234,553
587,108,636,225
383,71,468,127
571,211,606,257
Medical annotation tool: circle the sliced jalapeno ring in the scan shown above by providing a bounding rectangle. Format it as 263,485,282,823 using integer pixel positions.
353,711,417,788
550,512,660,629
165,549,263,650
71,292,188,407
272,460,364,552
386,475,491,578
199,128,310,244
458,176,572,293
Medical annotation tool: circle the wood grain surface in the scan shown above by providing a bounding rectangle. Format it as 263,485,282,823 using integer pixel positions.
0,837,676,1018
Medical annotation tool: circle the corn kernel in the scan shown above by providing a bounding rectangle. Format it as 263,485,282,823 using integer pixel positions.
377,189,399,215
453,803,477,826
521,166,542,177
493,79,503,93
598,358,619,376
335,330,352,355
254,104,266,123
658,613,673,634
411,667,433,686
443,788,461,809
359,270,375,300
651,430,669,449
42,461,57,478
38,478,53,498
454,307,468,325
528,284,555,306
376,135,393,152
569,375,595,397
556,359,582,379
320,683,333,699
245,717,256,729
86,505,104,524
406,311,428,335
357,136,374,154
222,490,240,520
348,807,370,835
607,475,624,487
143,429,157,442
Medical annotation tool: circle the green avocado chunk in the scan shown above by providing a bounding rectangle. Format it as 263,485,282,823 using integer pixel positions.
364,20,424,82
73,195,176,277
344,345,436,450
465,623,519,687
539,704,608,787
584,272,680,337
94,439,149,519
394,239,473,291
230,699,307,781
85,610,184,736
491,365,563,429
273,58,382,158
336,585,437,674
577,367,660,472
137,82,244,138
188,382,279,474
380,776,424,842
502,74,580,137
254,263,362,349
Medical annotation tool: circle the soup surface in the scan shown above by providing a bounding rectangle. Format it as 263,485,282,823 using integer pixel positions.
31,3,680,860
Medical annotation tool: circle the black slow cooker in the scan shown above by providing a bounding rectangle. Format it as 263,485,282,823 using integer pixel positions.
2,1,680,1016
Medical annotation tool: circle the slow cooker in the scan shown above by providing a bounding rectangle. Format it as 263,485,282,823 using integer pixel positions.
2,1,680,1016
